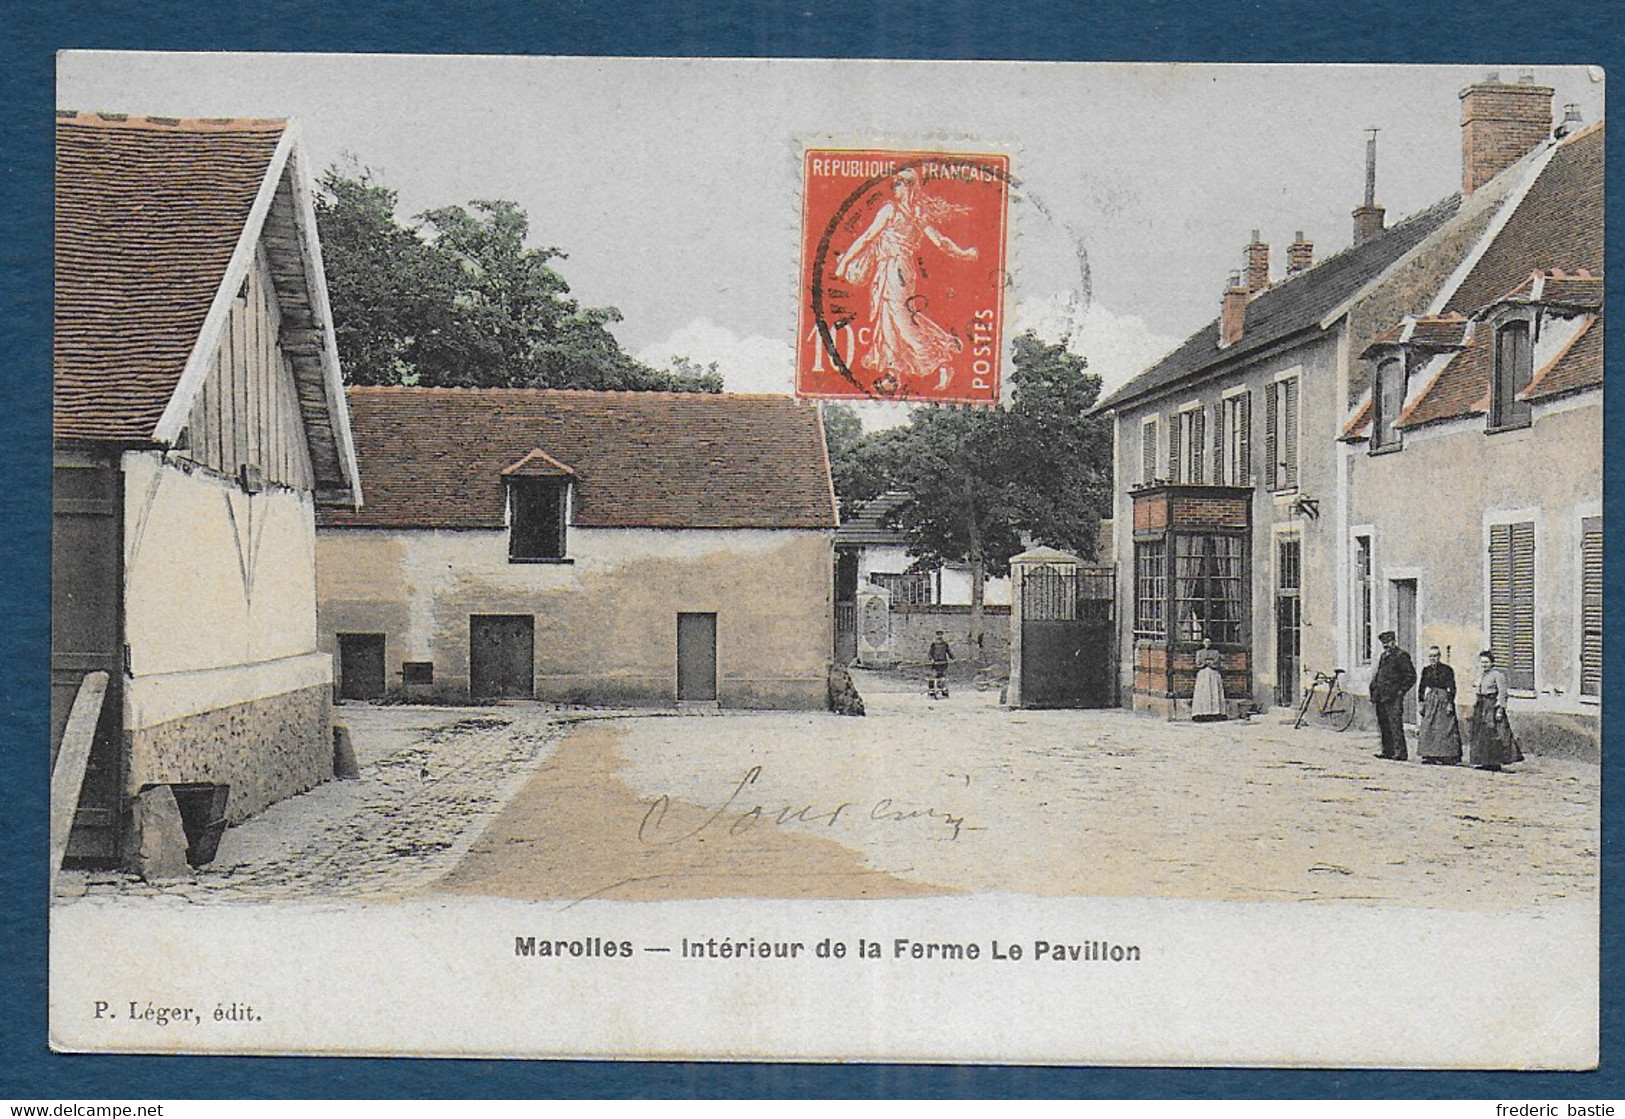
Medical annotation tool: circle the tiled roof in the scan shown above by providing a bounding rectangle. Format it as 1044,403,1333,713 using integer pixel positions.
320,388,838,530
834,491,911,546
1525,312,1602,402
1393,123,1603,428
1364,313,1471,353
1483,268,1603,312
1441,124,1604,316
1094,195,1462,413
55,113,288,442
501,448,575,477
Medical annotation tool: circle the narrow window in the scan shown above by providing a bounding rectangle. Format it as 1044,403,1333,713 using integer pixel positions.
1372,357,1406,451
1488,520,1536,691
1178,408,1205,484
1134,541,1167,639
1265,377,1298,490
508,478,568,561
1581,516,1602,699
1353,535,1373,665
1491,321,1533,430
1168,412,1182,483
1221,392,1251,485
1141,417,1159,485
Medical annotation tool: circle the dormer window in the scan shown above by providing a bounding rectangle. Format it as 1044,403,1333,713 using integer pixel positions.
1490,319,1533,431
502,447,575,563
1370,355,1406,452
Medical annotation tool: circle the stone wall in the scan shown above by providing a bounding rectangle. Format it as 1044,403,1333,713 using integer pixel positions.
879,605,1011,676
127,683,333,823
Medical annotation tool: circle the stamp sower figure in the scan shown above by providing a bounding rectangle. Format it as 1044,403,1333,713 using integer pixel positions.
836,167,979,391
927,629,954,699
1370,630,1416,761
1190,636,1227,722
1416,645,1463,765
1467,650,1523,771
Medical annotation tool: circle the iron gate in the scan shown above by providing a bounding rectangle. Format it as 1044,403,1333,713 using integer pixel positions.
1020,564,1116,708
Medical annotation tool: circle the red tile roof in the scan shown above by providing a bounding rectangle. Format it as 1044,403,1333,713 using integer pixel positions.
1442,124,1603,316
320,387,839,530
1393,123,1603,428
55,113,289,442
1525,313,1603,402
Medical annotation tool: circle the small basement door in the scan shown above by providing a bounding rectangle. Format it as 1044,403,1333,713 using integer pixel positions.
338,633,386,700
677,612,718,702
470,615,535,699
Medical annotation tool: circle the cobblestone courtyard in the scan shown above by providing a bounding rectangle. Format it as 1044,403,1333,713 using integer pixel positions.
57,670,1599,910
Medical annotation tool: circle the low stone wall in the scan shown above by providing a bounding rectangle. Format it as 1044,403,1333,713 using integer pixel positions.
127,683,334,823
868,605,1011,675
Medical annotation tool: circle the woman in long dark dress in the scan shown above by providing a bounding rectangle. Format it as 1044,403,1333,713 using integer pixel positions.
1467,650,1523,770
1416,646,1462,764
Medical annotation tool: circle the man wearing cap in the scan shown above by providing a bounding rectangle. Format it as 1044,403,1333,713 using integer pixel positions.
1370,630,1417,761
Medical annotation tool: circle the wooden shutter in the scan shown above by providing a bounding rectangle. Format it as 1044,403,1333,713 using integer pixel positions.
1582,517,1602,697
1168,413,1182,483
1142,419,1157,484
1283,376,1299,488
1189,409,1205,484
1489,521,1536,691
1212,402,1225,484
1238,390,1251,485
1264,381,1278,490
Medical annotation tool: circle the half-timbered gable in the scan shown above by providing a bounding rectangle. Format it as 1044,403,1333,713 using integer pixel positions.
53,113,359,867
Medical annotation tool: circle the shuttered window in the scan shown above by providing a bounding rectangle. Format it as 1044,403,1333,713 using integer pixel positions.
1168,412,1182,483
1220,392,1251,486
1177,408,1204,484
1265,377,1298,490
1354,535,1373,665
1488,521,1536,691
1372,357,1406,451
1491,321,1534,430
1581,516,1602,698
1141,418,1159,485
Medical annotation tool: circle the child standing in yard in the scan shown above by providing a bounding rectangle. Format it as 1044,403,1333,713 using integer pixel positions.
928,630,955,699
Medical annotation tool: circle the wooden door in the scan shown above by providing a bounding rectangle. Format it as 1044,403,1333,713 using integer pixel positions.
677,612,718,702
338,633,387,700
470,615,535,699
1273,537,1301,707
51,461,124,863
1392,579,1418,723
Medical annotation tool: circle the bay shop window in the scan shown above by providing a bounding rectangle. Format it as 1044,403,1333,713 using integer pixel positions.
1130,483,1252,704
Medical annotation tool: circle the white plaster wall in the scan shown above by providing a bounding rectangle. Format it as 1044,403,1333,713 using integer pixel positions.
317,526,833,706
122,450,327,727
1349,395,1601,713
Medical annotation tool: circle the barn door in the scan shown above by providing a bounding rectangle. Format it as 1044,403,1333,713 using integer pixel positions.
470,615,535,699
51,462,125,863
677,612,718,702
338,633,387,700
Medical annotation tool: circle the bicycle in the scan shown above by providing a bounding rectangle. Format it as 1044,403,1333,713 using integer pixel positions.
1294,668,1356,731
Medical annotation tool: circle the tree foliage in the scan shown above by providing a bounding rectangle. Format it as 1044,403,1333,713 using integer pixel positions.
314,167,717,392
831,332,1113,658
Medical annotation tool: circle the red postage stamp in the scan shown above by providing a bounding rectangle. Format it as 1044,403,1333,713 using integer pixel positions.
797,149,1011,405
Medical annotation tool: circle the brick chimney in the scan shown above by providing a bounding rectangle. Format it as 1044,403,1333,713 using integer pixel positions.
1460,72,1554,196
1246,230,1270,293
1352,128,1385,246
1219,271,1247,348
1287,231,1314,274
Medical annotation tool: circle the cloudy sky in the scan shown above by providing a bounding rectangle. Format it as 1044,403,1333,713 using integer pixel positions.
58,54,1603,410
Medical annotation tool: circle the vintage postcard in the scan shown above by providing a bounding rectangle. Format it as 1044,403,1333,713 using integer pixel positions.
48,54,1602,1066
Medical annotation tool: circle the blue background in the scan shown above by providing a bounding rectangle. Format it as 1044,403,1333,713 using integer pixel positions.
3,0,1619,1099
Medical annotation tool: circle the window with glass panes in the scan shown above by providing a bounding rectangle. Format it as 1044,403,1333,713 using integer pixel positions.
1134,541,1167,639
1172,533,1245,644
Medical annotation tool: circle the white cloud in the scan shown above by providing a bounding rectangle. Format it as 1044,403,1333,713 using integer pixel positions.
635,318,794,396
1012,293,1182,397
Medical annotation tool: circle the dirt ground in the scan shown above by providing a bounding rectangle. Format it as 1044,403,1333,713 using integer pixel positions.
436,671,1598,909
